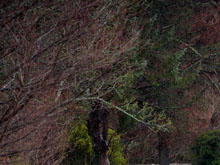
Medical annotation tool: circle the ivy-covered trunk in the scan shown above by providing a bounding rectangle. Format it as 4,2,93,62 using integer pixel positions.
88,102,110,165
158,133,169,165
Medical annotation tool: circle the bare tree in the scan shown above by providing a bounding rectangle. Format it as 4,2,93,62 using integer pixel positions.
0,0,140,164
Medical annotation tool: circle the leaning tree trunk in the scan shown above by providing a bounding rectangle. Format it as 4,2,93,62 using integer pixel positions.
158,132,169,165
87,101,110,165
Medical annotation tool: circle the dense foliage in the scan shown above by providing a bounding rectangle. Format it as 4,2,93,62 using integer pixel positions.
191,130,220,165
1,0,220,164
63,124,126,165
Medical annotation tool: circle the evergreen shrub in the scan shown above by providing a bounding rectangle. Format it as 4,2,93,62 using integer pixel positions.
191,129,220,165
63,124,126,165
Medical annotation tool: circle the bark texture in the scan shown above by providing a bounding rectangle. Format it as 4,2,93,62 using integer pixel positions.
158,133,169,165
88,102,110,165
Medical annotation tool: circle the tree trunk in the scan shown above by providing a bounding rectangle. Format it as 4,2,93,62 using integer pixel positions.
87,101,110,165
158,133,169,165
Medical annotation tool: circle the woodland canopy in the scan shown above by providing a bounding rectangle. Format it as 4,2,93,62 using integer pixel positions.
1,0,220,164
